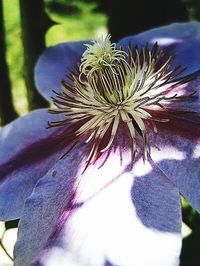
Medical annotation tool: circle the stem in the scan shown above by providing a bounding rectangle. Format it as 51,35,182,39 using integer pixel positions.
0,0,18,125
19,0,53,110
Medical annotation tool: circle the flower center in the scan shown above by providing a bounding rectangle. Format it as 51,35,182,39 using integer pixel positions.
49,35,196,168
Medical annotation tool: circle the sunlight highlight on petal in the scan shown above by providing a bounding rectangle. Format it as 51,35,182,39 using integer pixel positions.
151,146,186,162
192,143,200,159
151,37,183,46
40,169,181,266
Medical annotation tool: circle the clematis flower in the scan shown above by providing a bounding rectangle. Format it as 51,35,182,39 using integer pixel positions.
0,22,200,266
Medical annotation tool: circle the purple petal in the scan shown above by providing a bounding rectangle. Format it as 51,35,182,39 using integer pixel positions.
119,22,200,75
35,41,89,101
0,109,69,220
14,148,181,266
149,117,200,212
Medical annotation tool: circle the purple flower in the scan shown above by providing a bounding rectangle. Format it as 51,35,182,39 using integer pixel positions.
0,22,200,266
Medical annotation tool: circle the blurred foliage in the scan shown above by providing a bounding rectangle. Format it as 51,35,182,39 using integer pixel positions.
181,200,200,266
4,0,200,116
45,0,107,44
3,0,107,116
0,0,18,125
183,0,200,20
3,0,27,116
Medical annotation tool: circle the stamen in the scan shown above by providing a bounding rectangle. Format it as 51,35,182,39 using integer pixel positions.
49,39,198,169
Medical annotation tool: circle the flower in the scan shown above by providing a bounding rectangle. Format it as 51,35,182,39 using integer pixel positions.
0,22,200,266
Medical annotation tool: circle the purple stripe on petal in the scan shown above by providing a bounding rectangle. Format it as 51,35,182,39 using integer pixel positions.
119,22,200,75
14,145,87,266
0,120,78,183
14,146,181,266
35,41,89,101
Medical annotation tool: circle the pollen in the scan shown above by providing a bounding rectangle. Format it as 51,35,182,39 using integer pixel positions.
49,37,197,169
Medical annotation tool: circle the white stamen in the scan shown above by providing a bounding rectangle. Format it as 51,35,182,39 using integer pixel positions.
50,38,195,166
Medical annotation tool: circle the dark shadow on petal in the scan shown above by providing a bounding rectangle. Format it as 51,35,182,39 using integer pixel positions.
104,260,114,266
132,112,200,232
120,29,200,234
131,163,181,233
157,152,200,213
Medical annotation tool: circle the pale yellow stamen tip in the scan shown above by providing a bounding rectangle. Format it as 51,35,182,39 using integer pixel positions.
79,34,127,77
